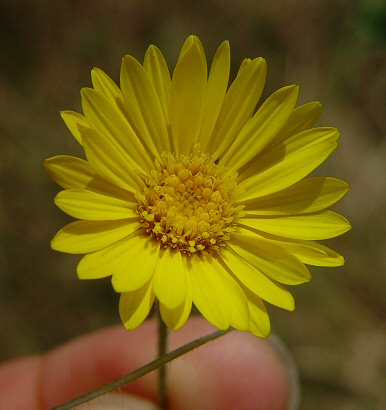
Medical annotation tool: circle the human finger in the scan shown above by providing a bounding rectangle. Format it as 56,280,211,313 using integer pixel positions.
0,317,291,409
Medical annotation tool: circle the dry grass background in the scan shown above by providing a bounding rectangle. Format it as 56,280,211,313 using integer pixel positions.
1,1,385,408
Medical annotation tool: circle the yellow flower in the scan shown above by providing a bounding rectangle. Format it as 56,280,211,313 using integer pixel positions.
45,36,351,337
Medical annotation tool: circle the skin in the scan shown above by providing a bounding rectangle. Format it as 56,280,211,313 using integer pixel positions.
0,317,290,410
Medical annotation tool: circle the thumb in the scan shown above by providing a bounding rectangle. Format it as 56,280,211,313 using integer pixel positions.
77,393,159,409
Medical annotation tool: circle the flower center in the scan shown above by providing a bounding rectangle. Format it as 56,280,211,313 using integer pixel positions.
137,152,243,255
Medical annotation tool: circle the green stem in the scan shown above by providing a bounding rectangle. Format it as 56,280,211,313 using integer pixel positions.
158,310,168,409
51,327,233,410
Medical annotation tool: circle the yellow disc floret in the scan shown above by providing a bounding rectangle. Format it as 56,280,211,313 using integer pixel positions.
137,152,244,255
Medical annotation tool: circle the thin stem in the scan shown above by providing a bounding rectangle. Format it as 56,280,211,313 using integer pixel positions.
158,310,168,409
51,327,233,410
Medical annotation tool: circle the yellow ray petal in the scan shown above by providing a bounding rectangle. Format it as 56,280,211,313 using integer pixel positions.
81,87,153,173
60,110,89,145
188,254,249,330
229,234,310,285
111,235,160,292
119,280,155,330
235,226,346,267
120,55,170,155
241,177,349,215
91,67,122,103
160,283,192,330
268,101,322,149
239,57,251,71
44,155,134,200
207,57,267,159
81,127,145,193
276,239,345,266
238,101,323,180
44,155,95,190
51,219,140,254
198,40,230,152
221,248,295,311
239,127,339,200
243,288,270,337
170,37,207,155
153,247,187,310
179,35,205,56
220,85,299,172
77,235,141,279
54,189,137,220
240,210,351,240
143,45,172,126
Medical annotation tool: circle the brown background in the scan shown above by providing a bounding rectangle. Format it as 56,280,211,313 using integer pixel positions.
1,1,385,408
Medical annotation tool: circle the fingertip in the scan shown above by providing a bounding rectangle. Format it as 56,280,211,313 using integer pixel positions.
168,319,290,410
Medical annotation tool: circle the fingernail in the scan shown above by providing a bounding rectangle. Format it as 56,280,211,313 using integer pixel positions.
76,393,159,410
268,334,301,410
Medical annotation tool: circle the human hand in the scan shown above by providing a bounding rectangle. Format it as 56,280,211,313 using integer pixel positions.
0,317,296,409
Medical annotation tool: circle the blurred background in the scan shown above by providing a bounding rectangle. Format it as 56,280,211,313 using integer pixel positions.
1,0,385,408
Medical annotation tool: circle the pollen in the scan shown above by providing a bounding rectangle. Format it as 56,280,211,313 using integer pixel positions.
137,152,244,255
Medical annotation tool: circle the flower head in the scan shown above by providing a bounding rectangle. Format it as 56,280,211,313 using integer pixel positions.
45,36,351,337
